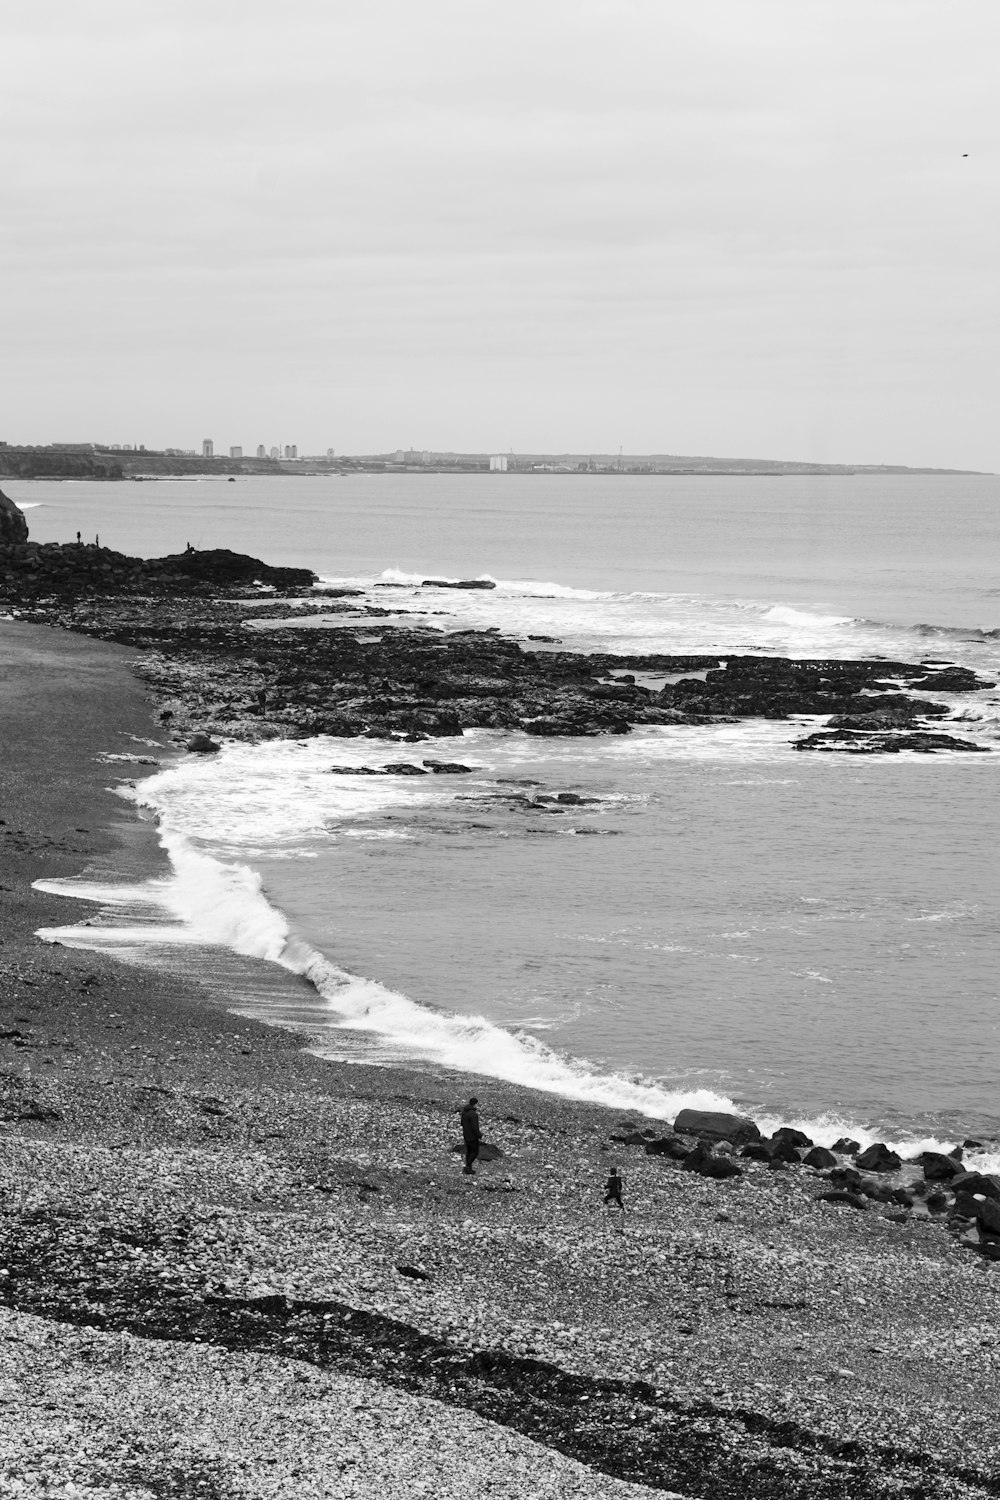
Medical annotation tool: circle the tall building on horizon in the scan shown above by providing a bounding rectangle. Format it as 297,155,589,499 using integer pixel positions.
202,438,214,459
256,444,266,459
229,445,242,459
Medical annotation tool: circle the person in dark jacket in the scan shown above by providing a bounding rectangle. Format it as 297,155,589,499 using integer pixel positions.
603,1165,625,1212
460,1096,482,1174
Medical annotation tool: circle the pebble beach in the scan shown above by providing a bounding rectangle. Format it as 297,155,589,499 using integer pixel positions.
2,616,1000,1498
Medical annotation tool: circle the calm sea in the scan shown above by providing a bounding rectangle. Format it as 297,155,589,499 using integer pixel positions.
16,472,1000,1160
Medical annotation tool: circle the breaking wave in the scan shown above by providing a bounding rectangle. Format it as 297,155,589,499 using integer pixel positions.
33,824,1000,1170
313,568,1000,669
34,827,733,1120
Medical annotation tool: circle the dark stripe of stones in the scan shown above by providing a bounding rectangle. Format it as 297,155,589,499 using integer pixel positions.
1,1211,996,1500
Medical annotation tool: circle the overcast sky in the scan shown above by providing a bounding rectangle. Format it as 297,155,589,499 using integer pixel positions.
2,1,998,466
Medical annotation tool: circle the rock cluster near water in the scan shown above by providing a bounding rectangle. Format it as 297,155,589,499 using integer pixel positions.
3,592,993,753
608,1108,1000,1263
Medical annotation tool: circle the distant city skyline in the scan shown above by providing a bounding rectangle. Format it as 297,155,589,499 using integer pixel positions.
2,2,998,470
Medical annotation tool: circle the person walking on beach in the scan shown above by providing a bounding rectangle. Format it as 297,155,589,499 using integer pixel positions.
603,1165,625,1215
460,1096,482,1175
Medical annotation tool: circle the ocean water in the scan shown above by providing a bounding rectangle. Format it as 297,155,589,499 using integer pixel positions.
16,472,1000,1162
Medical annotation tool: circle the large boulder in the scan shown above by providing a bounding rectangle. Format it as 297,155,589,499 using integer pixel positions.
916,1150,966,1183
0,487,29,545
673,1108,760,1147
855,1143,902,1173
771,1126,814,1149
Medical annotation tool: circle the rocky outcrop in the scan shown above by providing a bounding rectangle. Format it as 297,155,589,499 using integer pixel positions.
793,728,988,754
0,487,28,546
420,578,496,590
0,541,315,598
3,547,992,752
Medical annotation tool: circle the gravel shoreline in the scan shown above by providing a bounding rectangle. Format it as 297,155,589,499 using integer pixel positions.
2,617,999,1498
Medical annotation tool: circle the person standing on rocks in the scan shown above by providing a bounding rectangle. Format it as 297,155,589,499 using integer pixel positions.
460,1096,482,1175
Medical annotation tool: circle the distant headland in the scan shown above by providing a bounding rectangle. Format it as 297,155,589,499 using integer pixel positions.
0,439,989,480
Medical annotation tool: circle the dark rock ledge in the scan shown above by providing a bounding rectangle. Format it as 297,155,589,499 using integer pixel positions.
0,512,993,749
2,587,994,753
2,1207,995,1500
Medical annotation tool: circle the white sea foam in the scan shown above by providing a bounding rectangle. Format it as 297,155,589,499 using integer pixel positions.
760,604,857,629
332,580,871,659
313,566,1000,675
127,737,458,852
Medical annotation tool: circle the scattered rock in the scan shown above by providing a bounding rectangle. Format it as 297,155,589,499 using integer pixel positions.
817,1190,868,1211
768,1138,804,1164
681,1142,744,1179
949,1171,1000,1203
803,1146,838,1170
976,1198,1000,1237
644,1135,690,1160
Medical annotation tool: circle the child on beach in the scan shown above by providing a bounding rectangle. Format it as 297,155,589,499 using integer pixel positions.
603,1165,625,1212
